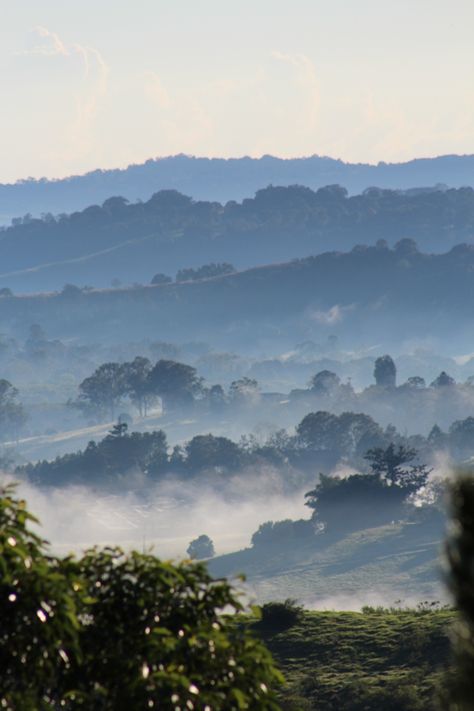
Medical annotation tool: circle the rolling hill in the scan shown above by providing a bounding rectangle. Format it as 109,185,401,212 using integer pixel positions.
1,242,474,352
2,183,474,292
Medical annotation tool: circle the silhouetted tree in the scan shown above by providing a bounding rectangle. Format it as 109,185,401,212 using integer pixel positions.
121,356,154,416
431,371,455,388
374,355,397,387
309,370,341,394
187,534,215,559
185,434,242,471
150,273,172,285
79,362,125,419
0,379,26,441
147,359,201,411
364,443,430,488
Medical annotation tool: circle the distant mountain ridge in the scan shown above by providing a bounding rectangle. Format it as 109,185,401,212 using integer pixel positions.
2,153,474,224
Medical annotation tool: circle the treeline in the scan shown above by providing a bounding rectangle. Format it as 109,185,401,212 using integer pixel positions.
151,262,236,285
76,356,259,419
75,352,474,435
19,405,474,488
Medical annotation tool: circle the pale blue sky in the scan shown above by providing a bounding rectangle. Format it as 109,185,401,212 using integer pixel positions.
1,0,473,181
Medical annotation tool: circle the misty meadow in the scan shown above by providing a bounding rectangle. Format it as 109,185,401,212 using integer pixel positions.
2,2,474,709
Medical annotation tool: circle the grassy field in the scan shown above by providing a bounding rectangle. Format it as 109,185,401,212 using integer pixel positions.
253,607,454,710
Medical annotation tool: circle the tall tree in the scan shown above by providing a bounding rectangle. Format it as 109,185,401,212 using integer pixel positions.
79,362,125,420
147,359,201,411
121,356,154,416
374,355,397,387
0,379,26,442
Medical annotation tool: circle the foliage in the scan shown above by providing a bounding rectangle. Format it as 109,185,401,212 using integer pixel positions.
296,410,384,459
176,262,236,282
0,484,80,709
148,359,202,410
0,379,26,441
0,486,283,709
374,355,396,387
444,476,474,710
304,446,431,531
186,534,215,559
251,520,314,548
150,272,172,285
78,362,125,419
21,427,169,485
258,600,303,631
364,443,431,488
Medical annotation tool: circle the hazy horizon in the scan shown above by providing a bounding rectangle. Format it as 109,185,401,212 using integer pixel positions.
2,0,473,182
4,150,474,186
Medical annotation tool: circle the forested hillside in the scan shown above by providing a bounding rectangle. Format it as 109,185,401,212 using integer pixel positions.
1,242,474,351
2,184,474,291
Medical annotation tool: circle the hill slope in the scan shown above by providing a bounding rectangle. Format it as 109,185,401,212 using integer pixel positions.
2,184,474,292
209,516,444,606
1,242,474,351
256,608,453,710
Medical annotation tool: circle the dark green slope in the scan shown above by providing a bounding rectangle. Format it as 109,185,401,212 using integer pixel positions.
257,608,454,709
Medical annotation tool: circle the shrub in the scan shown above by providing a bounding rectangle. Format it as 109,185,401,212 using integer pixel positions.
259,599,303,630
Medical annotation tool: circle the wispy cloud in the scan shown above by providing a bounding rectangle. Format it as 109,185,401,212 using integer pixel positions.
311,304,354,325
18,25,69,57
17,26,109,161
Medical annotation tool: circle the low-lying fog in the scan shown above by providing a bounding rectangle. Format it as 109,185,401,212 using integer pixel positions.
5,473,309,559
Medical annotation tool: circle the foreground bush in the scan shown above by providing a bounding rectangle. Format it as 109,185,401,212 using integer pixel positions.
0,485,282,710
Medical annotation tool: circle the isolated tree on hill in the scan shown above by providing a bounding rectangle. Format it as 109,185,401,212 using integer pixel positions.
187,535,215,559
374,355,397,387
147,359,201,411
150,272,172,285
79,362,125,420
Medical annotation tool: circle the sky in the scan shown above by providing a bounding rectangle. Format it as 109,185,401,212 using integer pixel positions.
1,0,473,182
